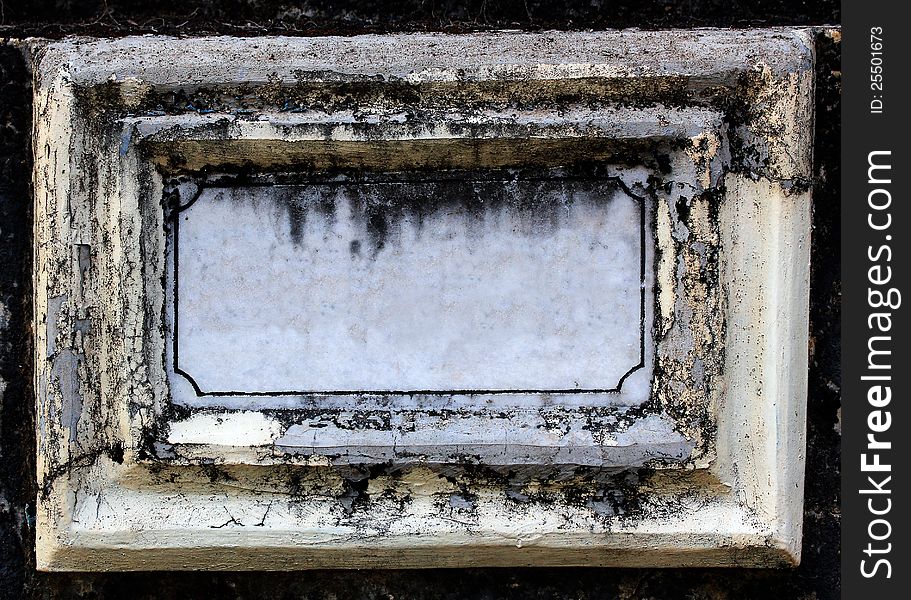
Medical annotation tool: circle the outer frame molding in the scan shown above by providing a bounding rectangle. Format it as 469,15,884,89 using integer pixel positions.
31,30,814,570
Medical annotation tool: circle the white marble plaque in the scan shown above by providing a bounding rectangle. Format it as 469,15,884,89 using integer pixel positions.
171,179,645,394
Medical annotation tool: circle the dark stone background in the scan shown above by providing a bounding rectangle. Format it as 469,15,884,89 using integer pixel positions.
0,2,840,598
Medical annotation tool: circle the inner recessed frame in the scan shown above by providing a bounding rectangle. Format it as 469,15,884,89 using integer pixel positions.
150,127,694,468
122,91,735,473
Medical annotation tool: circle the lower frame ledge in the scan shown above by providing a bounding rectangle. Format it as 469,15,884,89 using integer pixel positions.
37,534,799,571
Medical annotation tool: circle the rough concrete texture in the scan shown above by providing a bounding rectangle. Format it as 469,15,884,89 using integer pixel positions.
30,29,810,570
0,1,839,598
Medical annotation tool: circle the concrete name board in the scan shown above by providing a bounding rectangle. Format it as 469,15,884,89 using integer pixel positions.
32,31,814,570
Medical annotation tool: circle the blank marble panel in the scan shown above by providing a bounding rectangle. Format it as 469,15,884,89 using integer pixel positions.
172,179,645,395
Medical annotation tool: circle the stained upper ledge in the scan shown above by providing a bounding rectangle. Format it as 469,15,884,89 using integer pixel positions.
25,29,814,89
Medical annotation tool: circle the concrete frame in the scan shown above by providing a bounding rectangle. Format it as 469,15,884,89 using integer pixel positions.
32,30,814,570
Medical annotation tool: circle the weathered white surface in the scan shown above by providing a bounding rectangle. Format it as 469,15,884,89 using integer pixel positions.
175,182,643,393
716,176,812,564
32,30,815,570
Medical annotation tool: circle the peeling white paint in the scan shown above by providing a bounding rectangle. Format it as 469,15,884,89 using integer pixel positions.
32,30,814,571
167,412,282,447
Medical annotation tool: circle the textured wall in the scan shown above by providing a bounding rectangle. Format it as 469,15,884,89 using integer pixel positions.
1,2,839,598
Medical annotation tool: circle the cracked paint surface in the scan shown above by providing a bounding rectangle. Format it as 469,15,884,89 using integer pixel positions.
31,30,813,570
